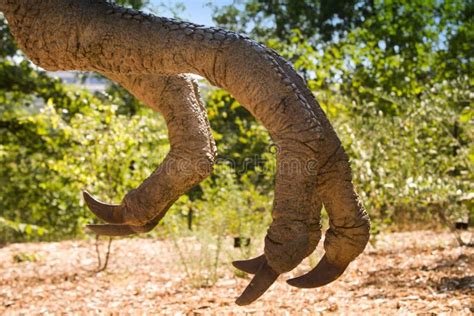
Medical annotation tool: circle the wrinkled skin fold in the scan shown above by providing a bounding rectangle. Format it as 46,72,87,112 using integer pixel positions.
1,0,370,305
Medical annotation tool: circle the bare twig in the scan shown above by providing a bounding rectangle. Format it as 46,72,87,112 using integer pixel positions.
95,234,102,269
94,235,113,272
98,237,113,272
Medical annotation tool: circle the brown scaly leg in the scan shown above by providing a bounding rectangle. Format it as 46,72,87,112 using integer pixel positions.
287,147,370,288
227,46,369,301
85,73,216,234
262,51,370,288
233,140,325,305
233,193,322,275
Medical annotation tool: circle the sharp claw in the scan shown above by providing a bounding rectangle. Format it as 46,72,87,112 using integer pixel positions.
86,220,158,236
83,190,126,224
286,254,347,288
232,254,266,274
235,257,279,306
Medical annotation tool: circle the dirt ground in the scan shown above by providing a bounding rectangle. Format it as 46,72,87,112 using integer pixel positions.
0,230,472,314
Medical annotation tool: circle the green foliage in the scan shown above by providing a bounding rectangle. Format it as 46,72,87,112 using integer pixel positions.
0,85,169,241
205,88,273,188
112,0,149,10
0,17,16,57
0,216,47,238
212,0,373,42
217,0,472,111
319,78,472,229
13,252,39,263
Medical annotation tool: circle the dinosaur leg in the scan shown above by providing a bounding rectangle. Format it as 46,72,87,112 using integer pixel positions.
233,193,322,275
234,140,324,305
248,50,370,289
85,73,216,235
287,146,370,288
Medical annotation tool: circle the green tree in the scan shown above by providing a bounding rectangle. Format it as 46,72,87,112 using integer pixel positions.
214,0,472,103
211,0,473,228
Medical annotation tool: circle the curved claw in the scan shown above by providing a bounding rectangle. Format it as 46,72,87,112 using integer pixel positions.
235,257,279,306
83,191,126,224
286,255,347,288
232,254,266,274
86,220,158,236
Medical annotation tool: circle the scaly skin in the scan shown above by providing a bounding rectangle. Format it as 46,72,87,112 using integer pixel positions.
1,0,370,305
103,73,217,226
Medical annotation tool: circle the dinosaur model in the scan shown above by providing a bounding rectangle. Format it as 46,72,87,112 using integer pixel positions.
0,0,370,305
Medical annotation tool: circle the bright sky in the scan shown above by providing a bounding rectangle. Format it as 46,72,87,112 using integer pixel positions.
149,0,234,26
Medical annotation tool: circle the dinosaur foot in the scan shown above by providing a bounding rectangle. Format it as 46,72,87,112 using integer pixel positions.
233,255,279,306
232,254,266,274
286,255,347,288
83,190,159,236
83,191,127,224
